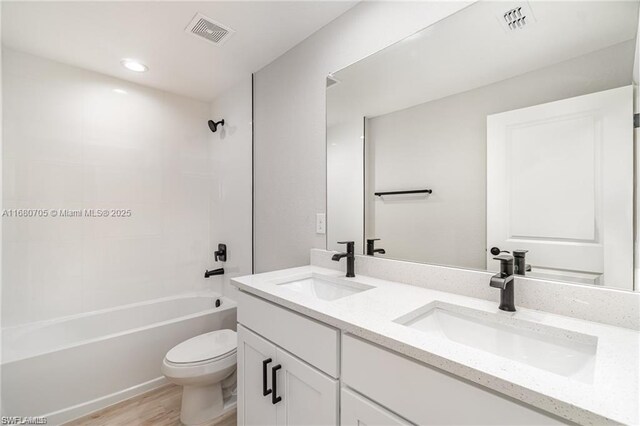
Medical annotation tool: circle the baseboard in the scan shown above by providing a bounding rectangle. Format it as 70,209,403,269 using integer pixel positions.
47,376,168,425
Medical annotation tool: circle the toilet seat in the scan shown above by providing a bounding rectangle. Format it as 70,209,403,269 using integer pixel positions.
166,330,237,365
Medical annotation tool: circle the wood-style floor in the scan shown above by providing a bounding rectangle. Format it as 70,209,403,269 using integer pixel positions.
65,384,237,426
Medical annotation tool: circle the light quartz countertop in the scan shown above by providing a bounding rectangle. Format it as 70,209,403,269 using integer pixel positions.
233,265,640,425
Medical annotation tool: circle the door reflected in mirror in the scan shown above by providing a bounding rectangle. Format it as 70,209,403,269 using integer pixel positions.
326,1,640,291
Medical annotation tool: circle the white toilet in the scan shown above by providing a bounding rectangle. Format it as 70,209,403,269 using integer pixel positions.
162,329,237,425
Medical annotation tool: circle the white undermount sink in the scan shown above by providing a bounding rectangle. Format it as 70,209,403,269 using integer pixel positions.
395,302,597,382
270,273,373,301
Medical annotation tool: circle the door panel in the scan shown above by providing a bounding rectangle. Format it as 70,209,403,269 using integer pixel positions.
238,325,278,426
509,115,596,241
487,85,633,289
275,348,338,426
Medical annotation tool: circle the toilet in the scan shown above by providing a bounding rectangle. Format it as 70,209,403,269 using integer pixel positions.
162,329,237,425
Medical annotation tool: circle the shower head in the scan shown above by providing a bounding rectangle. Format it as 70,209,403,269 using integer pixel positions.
208,119,225,133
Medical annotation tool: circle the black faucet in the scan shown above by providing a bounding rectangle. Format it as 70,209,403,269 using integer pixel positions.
332,241,355,277
366,238,386,256
490,254,516,312
513,249,531,276
204,267,224,278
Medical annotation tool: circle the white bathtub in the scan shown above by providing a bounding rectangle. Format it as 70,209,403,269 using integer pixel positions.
1,292,236,424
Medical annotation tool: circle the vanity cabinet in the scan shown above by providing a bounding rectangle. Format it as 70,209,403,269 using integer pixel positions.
237,290,568,426
238,325,338,426
237,291,339,426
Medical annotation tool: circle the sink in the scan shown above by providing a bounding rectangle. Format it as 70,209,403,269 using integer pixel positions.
270,273,373,301
395,302,597,382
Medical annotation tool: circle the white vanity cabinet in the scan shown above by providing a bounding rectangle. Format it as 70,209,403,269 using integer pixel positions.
236,290,568,426
237,292,339,426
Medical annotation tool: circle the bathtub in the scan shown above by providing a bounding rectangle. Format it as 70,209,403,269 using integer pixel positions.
1,292,236,424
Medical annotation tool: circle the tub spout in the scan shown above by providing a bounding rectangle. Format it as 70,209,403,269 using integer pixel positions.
204,268,224,278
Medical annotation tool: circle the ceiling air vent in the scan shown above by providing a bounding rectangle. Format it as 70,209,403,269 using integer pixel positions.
498,3,536,32
185,13,235,46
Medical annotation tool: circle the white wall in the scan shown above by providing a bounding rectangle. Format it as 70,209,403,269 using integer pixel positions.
368,41,635,269
253,1,471,272
209,77,253,300
2,49,216,326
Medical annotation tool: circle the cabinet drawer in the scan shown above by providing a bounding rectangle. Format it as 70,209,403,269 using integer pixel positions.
238,290,339,378
341,387,413,426
342,334,567,425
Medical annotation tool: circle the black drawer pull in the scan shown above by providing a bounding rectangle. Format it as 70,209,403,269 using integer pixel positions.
272,364,282,404
262,358,272,396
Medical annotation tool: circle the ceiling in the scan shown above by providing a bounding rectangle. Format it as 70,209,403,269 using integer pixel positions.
2,1,357,101
328,1,639,124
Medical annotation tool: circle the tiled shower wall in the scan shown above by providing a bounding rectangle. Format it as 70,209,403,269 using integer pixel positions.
2,48,216,326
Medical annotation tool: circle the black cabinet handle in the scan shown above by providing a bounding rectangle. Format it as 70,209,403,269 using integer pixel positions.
262,358,272,396
271,364,282,404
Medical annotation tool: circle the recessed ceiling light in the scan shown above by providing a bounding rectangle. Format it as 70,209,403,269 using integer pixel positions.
121,59,148,73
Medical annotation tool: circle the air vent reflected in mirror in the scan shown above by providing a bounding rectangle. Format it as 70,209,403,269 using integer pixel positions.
498,3,536,33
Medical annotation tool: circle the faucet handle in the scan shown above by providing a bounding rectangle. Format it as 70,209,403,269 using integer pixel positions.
337,241,355,253
513,249,528,258
493,254,514,278
493,254,513,263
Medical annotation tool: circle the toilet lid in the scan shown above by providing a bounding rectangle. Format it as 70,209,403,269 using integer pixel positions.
166,329,237,364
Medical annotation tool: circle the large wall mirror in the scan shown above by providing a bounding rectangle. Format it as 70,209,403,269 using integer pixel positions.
326,1,640,291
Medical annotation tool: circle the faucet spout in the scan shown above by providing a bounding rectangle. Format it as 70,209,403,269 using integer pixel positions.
490,273,513,290
204,267,224,278
331,253,347,261
366,238,385,256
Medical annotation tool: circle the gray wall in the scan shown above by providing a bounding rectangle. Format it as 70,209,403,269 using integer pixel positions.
253,1,470,272
368,41,635,269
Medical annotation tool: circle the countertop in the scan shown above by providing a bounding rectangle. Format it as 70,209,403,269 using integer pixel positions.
232,265,640,425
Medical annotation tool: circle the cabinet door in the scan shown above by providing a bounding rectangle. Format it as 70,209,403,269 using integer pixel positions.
238,325,278,426
341,388,413,426
274,347,339,426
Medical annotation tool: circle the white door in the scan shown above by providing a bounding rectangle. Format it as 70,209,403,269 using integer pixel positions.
487,85,633,289
275,347,339,426
238,325,278,426
341,387,413,426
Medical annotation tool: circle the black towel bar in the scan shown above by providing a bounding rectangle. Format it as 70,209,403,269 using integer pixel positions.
374,189,432,196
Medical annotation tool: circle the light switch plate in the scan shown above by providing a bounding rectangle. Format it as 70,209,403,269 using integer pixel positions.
316,213,326,234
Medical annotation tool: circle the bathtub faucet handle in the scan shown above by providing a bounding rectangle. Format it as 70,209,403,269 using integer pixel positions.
214,244,227,262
